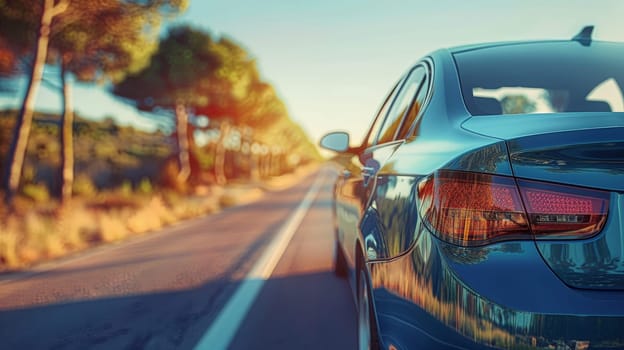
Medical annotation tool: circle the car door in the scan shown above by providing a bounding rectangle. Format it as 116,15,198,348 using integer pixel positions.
362,63,432,262
334,76,404,282
359,64,429,261
335,65,429,284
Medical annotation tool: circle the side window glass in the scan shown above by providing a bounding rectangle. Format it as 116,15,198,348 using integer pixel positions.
376,66,426,144
365,77,404,148
397,68,430,139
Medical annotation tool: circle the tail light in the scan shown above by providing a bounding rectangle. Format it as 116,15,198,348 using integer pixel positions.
517,179,609,238
417,170,609,246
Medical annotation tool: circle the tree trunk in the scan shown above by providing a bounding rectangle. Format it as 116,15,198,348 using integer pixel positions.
250,143,260,181
175,100,191,184
59,63,74,204
214,121,231,185
242,128,259,181
3,0,68,206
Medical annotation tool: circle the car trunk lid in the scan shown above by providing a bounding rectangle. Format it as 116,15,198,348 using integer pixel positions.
462,113,624,290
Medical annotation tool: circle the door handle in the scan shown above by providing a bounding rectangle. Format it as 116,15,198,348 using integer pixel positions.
362,166,376,185
362,166,376,175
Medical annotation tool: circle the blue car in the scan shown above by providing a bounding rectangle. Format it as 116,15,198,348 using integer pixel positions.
320,27,624,350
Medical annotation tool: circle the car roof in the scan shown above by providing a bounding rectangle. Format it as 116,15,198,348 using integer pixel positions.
447,39,623,54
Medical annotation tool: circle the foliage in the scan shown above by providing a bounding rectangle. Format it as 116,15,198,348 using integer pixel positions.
0,110,172,191
501,95,536,114
53,0,186,203
114,24,221,183
254,116,321,163
52,0,188,84
0,0,187,205
21,183,50,203
114,25,219,111
0,0,321,272
1,0,69,205
0,0,188,83
195,36,261,124
0,0,36,72
137,177,153,195
72,173,97,197
112,23,321,184
0,36,18,77
119,180,133,197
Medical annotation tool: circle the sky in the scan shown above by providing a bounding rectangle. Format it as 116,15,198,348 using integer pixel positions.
2,0,624,145
172,0,624,144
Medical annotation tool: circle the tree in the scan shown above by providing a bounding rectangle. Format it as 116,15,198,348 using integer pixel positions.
500,95,536,114
116,25,318,186
0,0,187,205
50,0,186,203
195,36,321,182
197,69,321,179
255,116,320,167
194,36,263,184
1,0,69,205
114,25,221,186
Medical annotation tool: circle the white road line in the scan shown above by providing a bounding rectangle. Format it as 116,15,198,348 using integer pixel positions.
193,171,327,350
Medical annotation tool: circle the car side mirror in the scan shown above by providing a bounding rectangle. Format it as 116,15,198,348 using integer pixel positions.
319,132,350,153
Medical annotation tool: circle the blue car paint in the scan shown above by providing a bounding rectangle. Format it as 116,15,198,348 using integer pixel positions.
327,39,624,349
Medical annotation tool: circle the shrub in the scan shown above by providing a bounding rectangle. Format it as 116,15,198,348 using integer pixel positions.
55,202,96,249
0,220,19,268
119,180,133,197
97,211,128,242
22,183,50,203
138,177,153,195
73,174,98,197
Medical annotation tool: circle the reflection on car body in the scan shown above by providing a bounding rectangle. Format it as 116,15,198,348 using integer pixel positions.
321,27,624,349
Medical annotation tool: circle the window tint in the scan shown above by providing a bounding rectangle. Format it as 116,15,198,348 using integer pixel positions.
365,76,404,148
454,41,624,116
376,66,426,144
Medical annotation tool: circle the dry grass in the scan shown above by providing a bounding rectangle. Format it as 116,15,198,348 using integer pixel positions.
0,219,19,267
0,190,221,271
0,165,315,271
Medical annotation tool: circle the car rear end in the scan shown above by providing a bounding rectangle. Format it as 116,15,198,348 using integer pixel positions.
372,40,624,349
410,123,624,348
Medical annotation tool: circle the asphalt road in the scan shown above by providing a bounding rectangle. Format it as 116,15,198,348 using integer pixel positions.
0,167,357,350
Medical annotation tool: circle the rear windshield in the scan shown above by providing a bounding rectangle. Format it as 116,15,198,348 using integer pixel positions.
453,41,624,116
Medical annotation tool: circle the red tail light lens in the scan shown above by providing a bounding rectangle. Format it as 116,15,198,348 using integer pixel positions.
417,170,609,246
517,180,609,238
417,171,530,246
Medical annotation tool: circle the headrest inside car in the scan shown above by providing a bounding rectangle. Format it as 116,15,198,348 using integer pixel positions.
567,100,612,112
472,96,502,115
